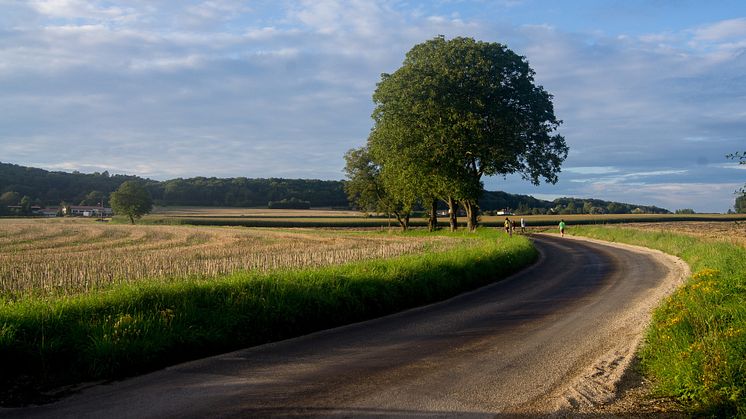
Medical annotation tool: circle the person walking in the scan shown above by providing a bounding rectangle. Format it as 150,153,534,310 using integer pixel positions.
520,217,526,233
504,217,512,237
559,219,566,237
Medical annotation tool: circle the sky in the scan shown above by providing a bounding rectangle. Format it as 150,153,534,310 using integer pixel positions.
1,0,745,212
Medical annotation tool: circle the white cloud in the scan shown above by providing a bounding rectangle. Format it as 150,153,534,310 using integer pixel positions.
29,0,137,23
564,166,619,175
717,163,746,170
693,17,746,41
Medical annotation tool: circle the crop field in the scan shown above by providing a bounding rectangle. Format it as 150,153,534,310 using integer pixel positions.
151,206,365,218
0,219,460,299
140,207,746,228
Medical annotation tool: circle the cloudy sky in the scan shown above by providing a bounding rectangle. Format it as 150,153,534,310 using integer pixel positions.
1,0,745,212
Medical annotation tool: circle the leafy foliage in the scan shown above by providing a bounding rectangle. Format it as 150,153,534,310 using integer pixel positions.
343,147,414,229
267,197,311,209
736,195,746,214
361,36,568,230
0,161,348,208
728,151,745,212
110,181,153,224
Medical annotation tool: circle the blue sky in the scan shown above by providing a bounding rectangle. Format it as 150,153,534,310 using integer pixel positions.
1,1,745,212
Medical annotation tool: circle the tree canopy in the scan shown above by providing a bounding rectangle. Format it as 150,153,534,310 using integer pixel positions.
352,36,568,230
0,162,348,208
736,195,746,214
110,181,153,224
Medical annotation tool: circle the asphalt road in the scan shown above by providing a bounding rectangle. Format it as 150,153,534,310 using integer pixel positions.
3,234,686,418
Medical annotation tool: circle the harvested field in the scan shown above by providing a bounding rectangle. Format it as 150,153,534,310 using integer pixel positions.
0,219,457,299
151,206,364,217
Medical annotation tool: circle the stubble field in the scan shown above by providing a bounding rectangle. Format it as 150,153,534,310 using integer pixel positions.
0,218,459,299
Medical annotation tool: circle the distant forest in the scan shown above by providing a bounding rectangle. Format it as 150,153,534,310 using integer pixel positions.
0,162,670,215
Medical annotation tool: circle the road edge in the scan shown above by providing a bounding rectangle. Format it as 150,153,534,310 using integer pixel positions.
537,233,690,416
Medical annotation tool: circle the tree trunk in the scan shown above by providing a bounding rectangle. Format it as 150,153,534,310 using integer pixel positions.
447,197,458,231
394,212,409,232
427,199,438,232
462,200,479,232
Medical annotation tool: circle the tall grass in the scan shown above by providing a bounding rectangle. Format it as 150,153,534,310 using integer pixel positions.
0,228,536,406
569,226,746,417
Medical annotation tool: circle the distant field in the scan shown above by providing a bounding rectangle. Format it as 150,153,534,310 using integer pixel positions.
0,218,459,299
151,206,364,218
481,213,746,226
141,207,746,228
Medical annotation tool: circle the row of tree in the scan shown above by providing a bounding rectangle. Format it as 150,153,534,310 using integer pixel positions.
0,162,348,209
344,36,568,231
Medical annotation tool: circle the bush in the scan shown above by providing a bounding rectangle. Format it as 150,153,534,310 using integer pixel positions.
267,197,311,209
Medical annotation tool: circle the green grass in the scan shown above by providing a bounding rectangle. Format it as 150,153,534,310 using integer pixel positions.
0,228,536,406
568,226,746,417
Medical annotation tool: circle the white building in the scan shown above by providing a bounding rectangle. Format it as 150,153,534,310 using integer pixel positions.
63,205,113,217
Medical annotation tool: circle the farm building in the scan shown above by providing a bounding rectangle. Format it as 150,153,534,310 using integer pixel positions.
63,205,113,217
37,207,60,217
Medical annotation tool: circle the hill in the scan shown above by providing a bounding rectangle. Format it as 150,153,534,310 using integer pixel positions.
0,161,669,214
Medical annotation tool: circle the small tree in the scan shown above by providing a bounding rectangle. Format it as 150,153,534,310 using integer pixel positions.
110,181,153,224
735,194,746,214
19,196,32,215
726,152,745,213
343,146,414,231
0,191,20,206
80,190,106,206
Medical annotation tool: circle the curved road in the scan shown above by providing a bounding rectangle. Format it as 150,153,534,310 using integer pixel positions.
3,234,686,418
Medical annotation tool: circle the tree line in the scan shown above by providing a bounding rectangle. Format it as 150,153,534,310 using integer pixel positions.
0,158,671,218
0,161,348,212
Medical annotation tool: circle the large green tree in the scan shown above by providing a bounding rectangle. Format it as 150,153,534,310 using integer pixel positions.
369,36,568,231
110,181,153,224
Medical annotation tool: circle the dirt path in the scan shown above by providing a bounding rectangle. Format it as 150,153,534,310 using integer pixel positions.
2,234,688,418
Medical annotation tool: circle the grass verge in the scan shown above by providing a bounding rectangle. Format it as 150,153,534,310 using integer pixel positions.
0,228,536,406
568,226,746,417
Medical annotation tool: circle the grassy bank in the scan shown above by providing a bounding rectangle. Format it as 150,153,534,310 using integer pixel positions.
0,229,536,406
569,226,746,416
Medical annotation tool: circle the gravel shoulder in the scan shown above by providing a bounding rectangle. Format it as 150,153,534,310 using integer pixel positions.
537,235,690,418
